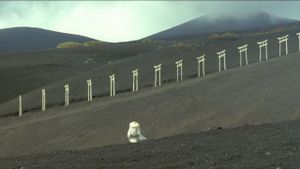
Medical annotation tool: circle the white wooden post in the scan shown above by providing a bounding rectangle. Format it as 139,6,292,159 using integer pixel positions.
217,50,226,72
265,43,268,60
175,59,183,82
159,65,161,86
238,44,248,66
197,55,205,77
279,40,281,56
297,33,300,52
18,95,22,116
154,64,162,87
64,84,69,106
286,36,288,55
109,74,116,96
132,69,139,92
87,79,92,101
277,35,289,56
42,89,46,111
257,40,268,62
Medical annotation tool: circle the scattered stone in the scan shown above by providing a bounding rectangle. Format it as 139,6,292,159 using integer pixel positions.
208,126,223,130
84,58,95,64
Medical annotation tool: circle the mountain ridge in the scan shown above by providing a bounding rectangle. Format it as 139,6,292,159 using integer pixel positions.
147,11,299,40
0,27,100,52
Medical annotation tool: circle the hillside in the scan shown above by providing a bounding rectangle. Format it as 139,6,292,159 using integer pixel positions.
0,14,299,165
0,24,299,117
0,17,299,105
0,27,98,52
0,51,300,157
148,11,299,40
1,119,299,169
0,41,159,104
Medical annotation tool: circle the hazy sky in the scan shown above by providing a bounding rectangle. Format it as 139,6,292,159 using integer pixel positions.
0,1,300,42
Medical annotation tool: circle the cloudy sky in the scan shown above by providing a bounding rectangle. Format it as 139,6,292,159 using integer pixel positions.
0,1,300,42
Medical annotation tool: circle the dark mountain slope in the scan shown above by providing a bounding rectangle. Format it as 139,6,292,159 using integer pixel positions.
0,27,98,52
148,11,299,40
0,41,158,104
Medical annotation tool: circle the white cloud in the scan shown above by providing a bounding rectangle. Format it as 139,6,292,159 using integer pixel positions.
52,1,203,42
0,1,299,42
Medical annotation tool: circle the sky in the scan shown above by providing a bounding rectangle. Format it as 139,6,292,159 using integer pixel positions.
0,1,300,42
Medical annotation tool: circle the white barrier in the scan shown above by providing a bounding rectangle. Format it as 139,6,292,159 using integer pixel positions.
175,59,183,82
132,69,139,92
297,33,300,52
257,40,268,62
154,64,162,87
18,95,22,116
12,33,300,116
41,89,46,111
87,79,93,101
217,50,226,72
109,74,116,96
197,55,205,77
277,35,289,56
238,44,248,66
64,84,69,106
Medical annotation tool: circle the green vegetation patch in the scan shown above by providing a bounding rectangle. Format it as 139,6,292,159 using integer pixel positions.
57,42,84,49
57,41,103,49
83,41,103,47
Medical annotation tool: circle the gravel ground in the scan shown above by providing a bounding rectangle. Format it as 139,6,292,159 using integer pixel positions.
1,52,300,157
1,119,299,169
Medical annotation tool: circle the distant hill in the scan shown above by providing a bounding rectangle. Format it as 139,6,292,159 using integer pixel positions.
0,27,98,52
147,11,299,40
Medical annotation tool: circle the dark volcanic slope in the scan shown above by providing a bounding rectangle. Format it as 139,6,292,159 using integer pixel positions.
0,26,299,117
0,42,158,104
0,27,97,52
1,52,300,156
148,11,298,40
1,119,300,169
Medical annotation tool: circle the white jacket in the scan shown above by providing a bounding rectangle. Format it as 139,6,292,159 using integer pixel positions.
127,121,147,143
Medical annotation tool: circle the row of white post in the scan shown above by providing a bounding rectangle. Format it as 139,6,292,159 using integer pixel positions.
17,33,300,116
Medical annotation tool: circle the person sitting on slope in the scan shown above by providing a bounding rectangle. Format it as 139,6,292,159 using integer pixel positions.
127,121,147,143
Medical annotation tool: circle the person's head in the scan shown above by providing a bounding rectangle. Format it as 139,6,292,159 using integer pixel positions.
129,121,140,134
